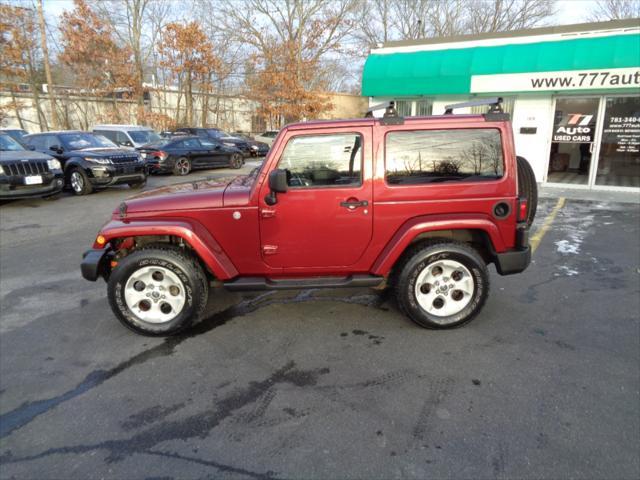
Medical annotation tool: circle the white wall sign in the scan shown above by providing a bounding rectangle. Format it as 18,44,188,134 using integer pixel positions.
471,67,640,93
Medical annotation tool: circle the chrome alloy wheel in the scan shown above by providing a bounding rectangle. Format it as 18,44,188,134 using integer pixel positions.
124,266,186,323
175,158,190,175
70,171,84,192
414,259,475,320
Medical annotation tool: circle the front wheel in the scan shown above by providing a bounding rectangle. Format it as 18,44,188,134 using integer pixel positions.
230,153,243,169
69,168,93,195
107,247,208,336
395,241,489,329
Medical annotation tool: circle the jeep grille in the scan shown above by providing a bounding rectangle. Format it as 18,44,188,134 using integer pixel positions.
2,160,49,176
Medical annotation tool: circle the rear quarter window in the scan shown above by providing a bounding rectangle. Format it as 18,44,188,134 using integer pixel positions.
385,129,503,185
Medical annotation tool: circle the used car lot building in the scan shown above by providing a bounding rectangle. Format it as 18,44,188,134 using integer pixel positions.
362,19,640,191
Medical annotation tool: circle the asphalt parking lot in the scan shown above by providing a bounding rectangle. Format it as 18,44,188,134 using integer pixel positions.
0,165,638,480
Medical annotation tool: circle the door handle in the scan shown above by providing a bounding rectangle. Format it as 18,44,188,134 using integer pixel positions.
340,199,368,209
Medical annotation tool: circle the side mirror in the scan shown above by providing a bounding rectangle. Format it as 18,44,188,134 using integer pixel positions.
121,140,133,147
265,169,288,205
215,145,222,150
49,145,63,153
27,144,35,151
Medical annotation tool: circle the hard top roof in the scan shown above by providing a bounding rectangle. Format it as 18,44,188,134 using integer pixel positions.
93,124,155,130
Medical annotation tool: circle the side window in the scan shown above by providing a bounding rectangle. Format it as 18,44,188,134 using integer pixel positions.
95,130,111,142
200,139,217,148
44,135,60,149
115,131,130,144
26,136,43,150
385,129,503,185
277,133,362,188
183,138,201,148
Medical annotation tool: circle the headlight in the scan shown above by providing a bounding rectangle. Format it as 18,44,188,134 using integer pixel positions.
250,145,258,151
0,165,5,175
223,142,234,147
47,159,61,170
84,157,112,165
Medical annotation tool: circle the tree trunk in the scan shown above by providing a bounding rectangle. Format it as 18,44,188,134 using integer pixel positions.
185,73,193,126
36,0,59,129
9,89,25,130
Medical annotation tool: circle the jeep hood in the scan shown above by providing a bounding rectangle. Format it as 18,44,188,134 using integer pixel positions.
119,176,243,214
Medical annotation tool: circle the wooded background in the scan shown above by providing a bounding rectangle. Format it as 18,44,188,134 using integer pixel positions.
1,0,637,132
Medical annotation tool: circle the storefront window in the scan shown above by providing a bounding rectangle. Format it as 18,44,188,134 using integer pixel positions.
547,97,599,185
595,96,640,188
395,100,412,117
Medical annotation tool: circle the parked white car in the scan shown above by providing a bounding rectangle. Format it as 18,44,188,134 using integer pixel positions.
92,125,161,149
254,130,279,147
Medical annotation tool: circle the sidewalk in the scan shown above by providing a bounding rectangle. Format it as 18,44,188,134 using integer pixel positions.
540,185,640,204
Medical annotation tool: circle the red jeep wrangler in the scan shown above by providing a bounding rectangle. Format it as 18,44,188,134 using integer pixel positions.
82,99,537,336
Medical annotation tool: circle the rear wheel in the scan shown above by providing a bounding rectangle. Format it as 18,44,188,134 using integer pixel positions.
173,157,191,176
517,156,538,227
395,241,489,329
69,168,93,195
107,247,208,336
230,153,243,169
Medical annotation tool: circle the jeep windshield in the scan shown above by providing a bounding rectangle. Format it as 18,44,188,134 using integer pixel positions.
61,133,118,150
0,134,25,151
128,130,161,144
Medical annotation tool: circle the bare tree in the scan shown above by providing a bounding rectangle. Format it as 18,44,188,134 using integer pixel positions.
95,0,173,106
217,0,360,123
351,0,394,52
589,0,640,20
36,0,59,128
466,0,557,34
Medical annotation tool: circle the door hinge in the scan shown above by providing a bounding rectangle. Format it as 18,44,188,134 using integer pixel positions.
262,245,278,255
260,209,276,218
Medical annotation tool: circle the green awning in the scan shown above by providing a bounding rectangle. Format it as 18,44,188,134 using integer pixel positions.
362,33,640,96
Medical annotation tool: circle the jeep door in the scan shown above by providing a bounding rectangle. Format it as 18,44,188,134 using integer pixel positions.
259,127,373,269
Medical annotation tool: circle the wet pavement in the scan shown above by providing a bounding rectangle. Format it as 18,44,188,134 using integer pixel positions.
1,169,639,479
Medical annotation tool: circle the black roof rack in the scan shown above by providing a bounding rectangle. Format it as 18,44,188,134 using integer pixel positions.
444,97,509,121
444,97,503,114
365,101,404,125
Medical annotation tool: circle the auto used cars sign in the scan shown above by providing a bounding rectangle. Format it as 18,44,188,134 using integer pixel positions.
552,113,596,143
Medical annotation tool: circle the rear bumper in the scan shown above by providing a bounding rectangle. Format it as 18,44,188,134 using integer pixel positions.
494,222,531,275
81,248,110,281
494,246,531,275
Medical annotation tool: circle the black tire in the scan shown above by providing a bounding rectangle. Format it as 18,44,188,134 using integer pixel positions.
230,153,243,169
173,157,191,176
68,167,93,195
516,156,538,227
107,246,209,336
128,179,147,189
395,240,489,329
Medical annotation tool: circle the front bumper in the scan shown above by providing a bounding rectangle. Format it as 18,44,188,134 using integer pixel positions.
81,248,110,281
494,222,531,275
89,164,146,186
0,173,64,199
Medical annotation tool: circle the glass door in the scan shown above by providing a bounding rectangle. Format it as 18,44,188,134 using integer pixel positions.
547,97,600,186
594,96,640,188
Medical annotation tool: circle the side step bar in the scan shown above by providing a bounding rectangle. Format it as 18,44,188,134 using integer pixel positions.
224,274,384,291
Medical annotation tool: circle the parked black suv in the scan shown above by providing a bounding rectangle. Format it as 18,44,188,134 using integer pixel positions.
0,132,64,200
174,128,252,157
24,131,147,195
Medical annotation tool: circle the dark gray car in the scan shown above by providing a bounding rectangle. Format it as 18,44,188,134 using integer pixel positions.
0,132,64,199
